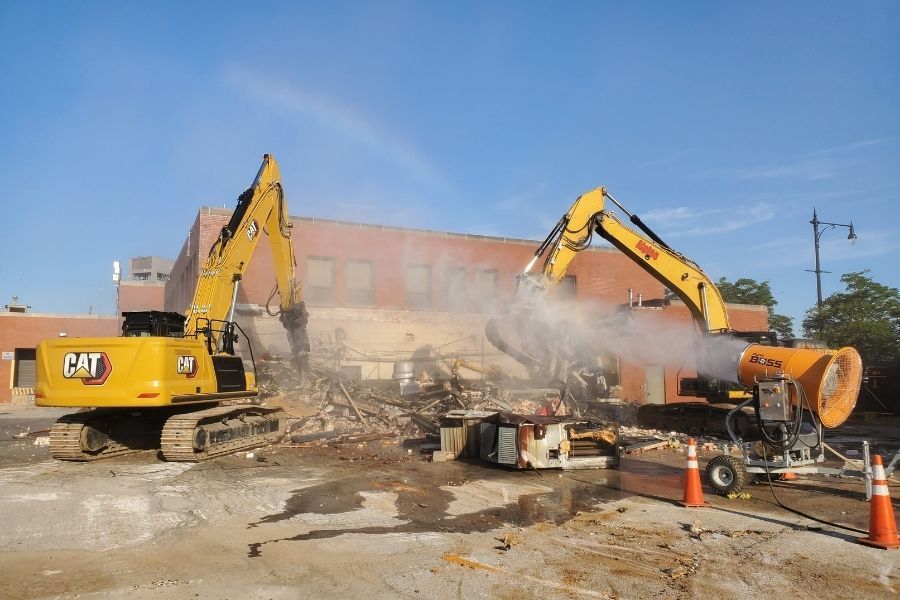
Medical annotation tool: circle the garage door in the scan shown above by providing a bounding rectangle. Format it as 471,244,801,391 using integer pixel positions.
14,348,36,387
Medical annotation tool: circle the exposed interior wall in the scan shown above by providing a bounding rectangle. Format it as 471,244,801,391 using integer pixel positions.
234,301,768,405
235,305,528,382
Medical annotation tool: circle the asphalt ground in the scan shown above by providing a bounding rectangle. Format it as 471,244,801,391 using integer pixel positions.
1,406,897,599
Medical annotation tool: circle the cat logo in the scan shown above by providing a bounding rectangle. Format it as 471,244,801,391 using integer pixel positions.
63,352,112,385
246,219,259,242
177,355,198,378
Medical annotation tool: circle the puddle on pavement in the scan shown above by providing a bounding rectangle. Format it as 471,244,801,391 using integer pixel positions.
246,457,683,558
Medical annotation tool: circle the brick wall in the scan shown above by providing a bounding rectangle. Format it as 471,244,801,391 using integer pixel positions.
118,281,166,313
165,211,203,313
166,209,668,312
655,302,769,404
0,313,119,403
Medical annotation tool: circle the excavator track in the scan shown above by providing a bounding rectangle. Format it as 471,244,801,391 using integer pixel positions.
49,409,168,462
160,405,287,462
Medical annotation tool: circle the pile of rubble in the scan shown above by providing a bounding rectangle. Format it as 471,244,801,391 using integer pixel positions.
256,357,559,445
254,356,738,459
617,425,741,455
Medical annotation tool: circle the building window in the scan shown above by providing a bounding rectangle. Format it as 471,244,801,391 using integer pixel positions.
346,260,373,306
441,267,466,311
133,272,150,281
406,265,431,309
474,269,499,313
306,257,335,304
156,272,170,282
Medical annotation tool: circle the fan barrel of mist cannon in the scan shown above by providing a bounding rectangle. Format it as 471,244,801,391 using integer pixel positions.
736,344,862,428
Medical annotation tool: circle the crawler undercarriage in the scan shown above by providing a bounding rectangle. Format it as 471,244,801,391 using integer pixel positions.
49,404,287,462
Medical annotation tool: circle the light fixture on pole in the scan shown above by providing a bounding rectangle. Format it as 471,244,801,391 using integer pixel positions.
807,209,857,307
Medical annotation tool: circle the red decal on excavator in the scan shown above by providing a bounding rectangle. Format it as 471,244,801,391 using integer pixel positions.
636,239,659,260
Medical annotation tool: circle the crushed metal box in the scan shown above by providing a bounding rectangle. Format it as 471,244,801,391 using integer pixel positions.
441,411,619,470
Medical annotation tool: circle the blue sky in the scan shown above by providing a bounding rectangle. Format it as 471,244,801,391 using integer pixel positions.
1,2,898,333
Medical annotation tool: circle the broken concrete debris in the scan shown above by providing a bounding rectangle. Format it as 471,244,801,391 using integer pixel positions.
431,450,456,462
253,356,741,469
256,356,526,448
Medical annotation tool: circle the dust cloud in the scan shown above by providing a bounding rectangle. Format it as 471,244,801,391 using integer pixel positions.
508,290,750,384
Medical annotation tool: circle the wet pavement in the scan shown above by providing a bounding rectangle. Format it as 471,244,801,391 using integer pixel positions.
1,406,898,599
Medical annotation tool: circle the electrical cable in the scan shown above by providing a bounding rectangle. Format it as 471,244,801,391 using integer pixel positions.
756,380,868,535
760,446,867,535
725,397,755,443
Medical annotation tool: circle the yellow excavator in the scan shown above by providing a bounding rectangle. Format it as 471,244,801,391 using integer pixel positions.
487,187,861,436
35,154,310,461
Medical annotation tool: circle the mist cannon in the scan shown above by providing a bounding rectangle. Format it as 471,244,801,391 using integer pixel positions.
705,343,873,498
735,344,862,428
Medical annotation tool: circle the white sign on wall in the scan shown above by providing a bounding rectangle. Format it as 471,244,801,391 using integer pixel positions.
1,352,14,360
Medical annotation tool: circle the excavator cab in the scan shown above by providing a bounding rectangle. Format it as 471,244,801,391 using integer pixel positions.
121,311,188,338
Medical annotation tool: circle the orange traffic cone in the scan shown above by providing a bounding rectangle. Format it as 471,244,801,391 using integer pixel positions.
680,438,708,508
858,454,900,549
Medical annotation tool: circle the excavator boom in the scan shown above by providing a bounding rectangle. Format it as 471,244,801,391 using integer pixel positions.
522,187,729,333
487,187,733,386
187,154,309,372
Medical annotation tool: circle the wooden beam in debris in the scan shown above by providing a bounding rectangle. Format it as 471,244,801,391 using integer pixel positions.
624,438,669,454
410,413,439,433
290,430,346,444
338,379,372,431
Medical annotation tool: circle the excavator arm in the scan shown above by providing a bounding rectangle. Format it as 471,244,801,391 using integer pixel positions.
525,187,730,333
488,186,732,381
185,154,310,373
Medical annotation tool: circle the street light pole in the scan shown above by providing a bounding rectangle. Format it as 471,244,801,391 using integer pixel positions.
808,209,857,307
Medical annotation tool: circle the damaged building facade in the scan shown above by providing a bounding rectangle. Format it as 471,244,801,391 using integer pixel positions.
1,208,768,407
162,207,769,407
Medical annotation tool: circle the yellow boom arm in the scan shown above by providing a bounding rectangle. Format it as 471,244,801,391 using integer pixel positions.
185,154,309,367
524,187,730,333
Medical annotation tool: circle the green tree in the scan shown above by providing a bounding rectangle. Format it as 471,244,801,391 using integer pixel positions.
802,271,900,362
715,277,794,340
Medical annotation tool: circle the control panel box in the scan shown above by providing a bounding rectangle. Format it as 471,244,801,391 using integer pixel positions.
757,380,791,421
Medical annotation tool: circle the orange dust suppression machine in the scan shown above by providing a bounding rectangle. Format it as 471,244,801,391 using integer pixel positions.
704,344,896,498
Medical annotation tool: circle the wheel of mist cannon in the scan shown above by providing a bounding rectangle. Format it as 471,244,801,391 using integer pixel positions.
705,455,749,496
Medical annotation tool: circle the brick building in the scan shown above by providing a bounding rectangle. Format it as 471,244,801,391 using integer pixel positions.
0,207,768,406
115,255,174,315
163,208,769,405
